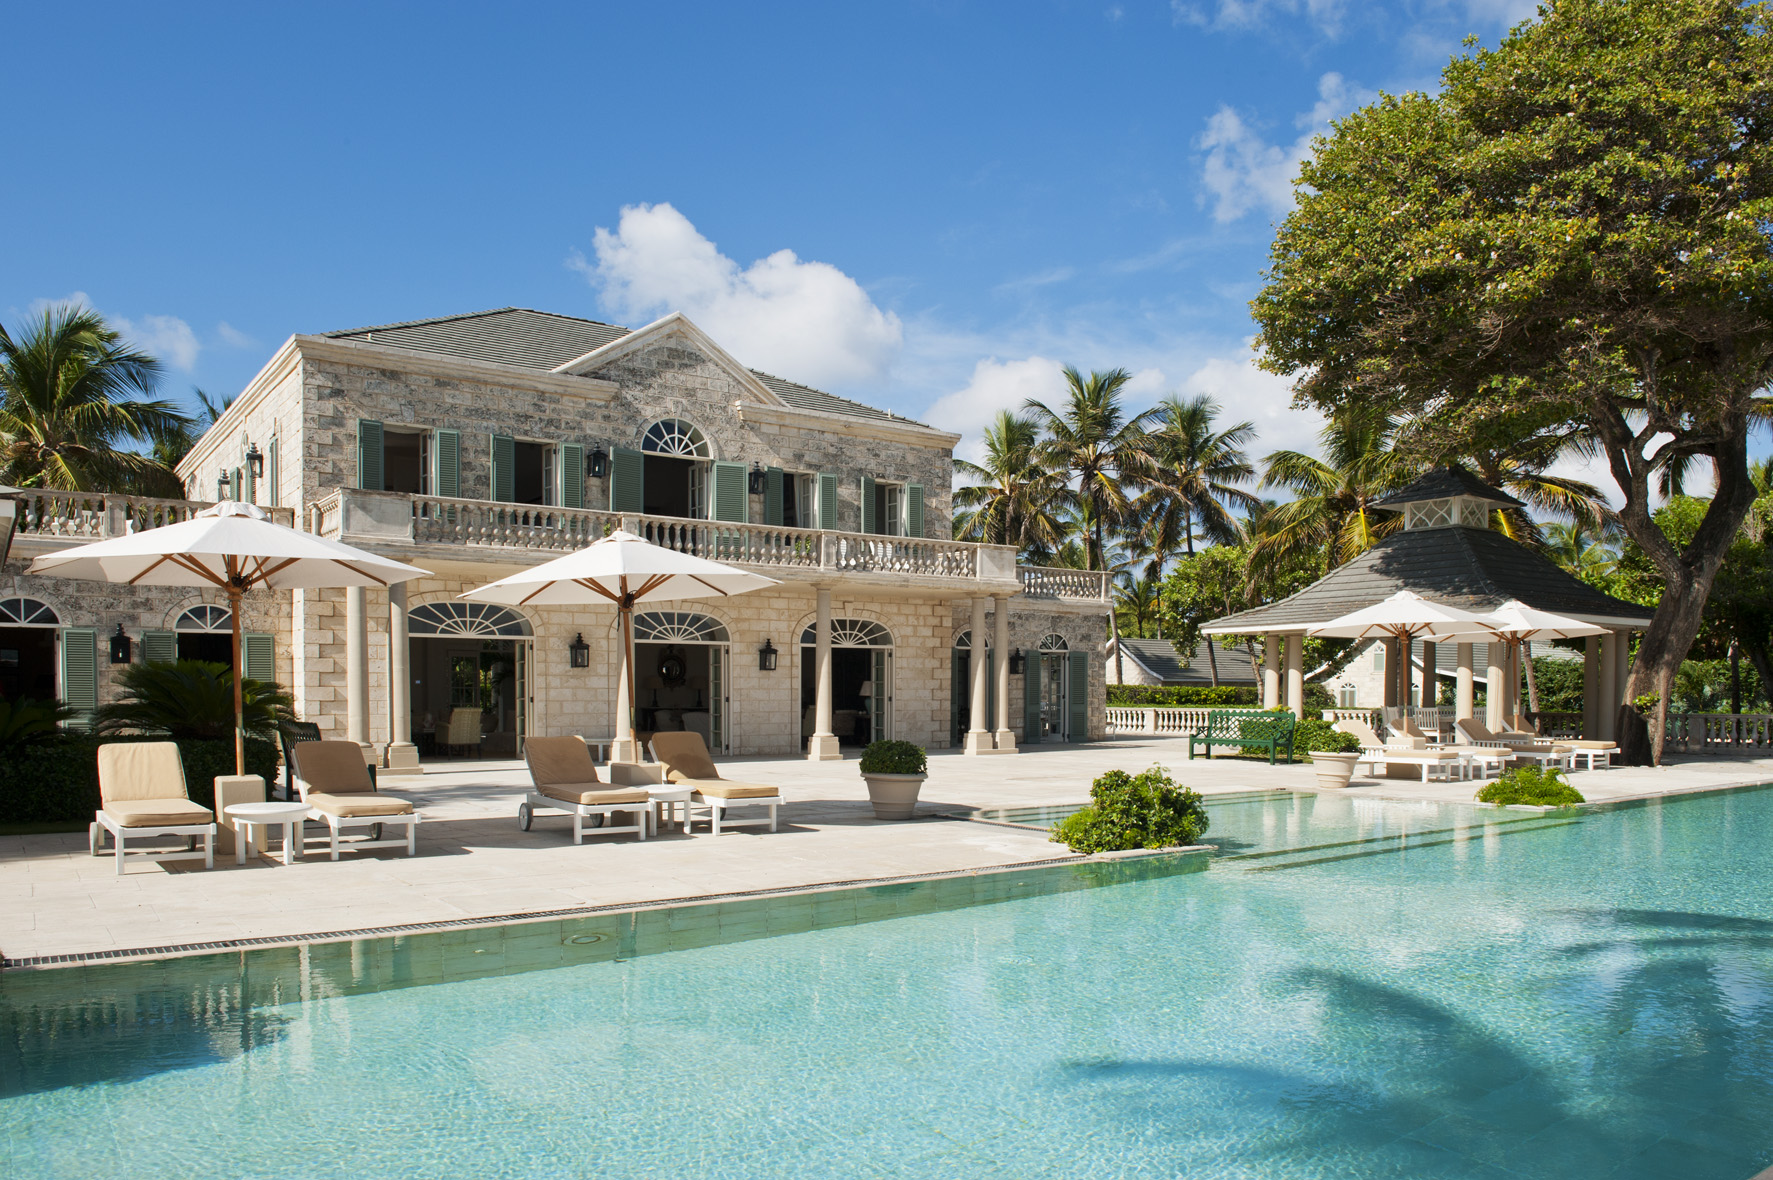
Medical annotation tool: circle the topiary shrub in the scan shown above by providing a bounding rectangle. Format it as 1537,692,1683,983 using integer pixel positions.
1476,764,1585,808
1050,765,1209,853
859,740,927,776
1294,716,1360,754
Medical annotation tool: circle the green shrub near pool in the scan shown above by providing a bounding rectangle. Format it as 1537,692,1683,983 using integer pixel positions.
1051,765,1209,853
1476,765,1585,808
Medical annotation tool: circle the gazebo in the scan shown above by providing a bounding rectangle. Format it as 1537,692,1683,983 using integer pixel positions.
1202,467,1653,740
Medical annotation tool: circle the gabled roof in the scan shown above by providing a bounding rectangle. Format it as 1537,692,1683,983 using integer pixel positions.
1116,638,1258,686
751,371,911,425
1203,526,1652,634
1374,465,1525,509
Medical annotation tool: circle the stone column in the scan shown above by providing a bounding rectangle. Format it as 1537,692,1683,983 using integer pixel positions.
1285,634,1304,719
345,586,370,757
807,587,841,760
1383,638,1399,709
610,634,637,763
964,597,993,754
382,582,420,776
1582,635,1601,739
1421,641,1437,709
1486,643,1508,731
992,596,1015,752
1263,633,1281,710
1455,642,1475,722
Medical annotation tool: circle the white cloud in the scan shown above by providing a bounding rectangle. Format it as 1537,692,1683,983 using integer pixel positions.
25,291,200,371
925,356,1070,464
216,321,256,349
1460,0,1540,25
574,202,903,388
1177,349,1324,460
1172,0,1349,34
1197,72,1373,223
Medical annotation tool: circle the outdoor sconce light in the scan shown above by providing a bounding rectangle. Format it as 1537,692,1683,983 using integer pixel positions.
110,624,132,665
569,633,590,668
587,447,609,480
245,443,264,479
216,469,232,501
748,462,767,496
1008,648,1026,676
758,638,778,672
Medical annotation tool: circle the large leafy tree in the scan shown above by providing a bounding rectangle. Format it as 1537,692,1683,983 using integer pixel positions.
952,410,1072,555
1252,0,1773,759
1137,394,1261,560
1024,367,1156,574
1253,408,1417,572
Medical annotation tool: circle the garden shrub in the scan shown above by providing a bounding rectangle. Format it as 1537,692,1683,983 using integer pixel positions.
0,734,280,826
1294,716,1360,754
0,698,77,754
1475,765,1585,808
859,740,927,775
1107,684,1335,711
1050,765,1209,853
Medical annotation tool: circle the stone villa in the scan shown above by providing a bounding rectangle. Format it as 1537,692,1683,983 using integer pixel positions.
2,308,1111,771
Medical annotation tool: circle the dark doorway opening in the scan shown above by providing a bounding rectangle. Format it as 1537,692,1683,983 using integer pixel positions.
513,441,549,506
644,455,695,518
0,628,56,700
178,633,233,664
800,647,876,746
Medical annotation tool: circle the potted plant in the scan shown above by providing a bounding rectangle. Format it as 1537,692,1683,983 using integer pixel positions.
858,739,928,820
1294,717,1363,789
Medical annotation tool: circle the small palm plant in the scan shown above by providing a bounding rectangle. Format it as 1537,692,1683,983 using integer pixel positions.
0,698,76,753
94,661,293,741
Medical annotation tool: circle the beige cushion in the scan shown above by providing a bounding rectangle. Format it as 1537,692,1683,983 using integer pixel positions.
307,792,414,818
98,742,189,804
1558,740,1618,750
292,741,376,796
526,737,600,787
102,797,213,827
1335,720,1383,748
651,731,721,781
535,783,649,807
1385,750,1460,761
681,779,779,800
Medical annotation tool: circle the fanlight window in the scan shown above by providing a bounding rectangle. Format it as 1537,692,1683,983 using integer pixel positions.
408,602,533,638
1038,633,1069,651
640,419,710,458
634,611,729,644
0,597,59,627
175,605,232,632
799,618,894,648
952,629,991,649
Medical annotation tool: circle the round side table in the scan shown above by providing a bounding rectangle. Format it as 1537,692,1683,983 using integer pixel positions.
225,801,311,865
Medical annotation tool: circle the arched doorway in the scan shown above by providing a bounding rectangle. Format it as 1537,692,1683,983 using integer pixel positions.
0,597,60,701
800,619,893,748
950,629,997,746
173,604,234,664
1027,633,1074,743
639,418,711,519
408,602,532,759
633,610,732,754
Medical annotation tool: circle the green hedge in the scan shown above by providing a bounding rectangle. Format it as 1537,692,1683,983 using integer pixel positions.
1107,684,1336,711
1050,765,1209,853
0,734,280,826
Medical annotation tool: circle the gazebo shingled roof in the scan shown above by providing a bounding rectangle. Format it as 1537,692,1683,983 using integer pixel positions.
1372,464,1526,508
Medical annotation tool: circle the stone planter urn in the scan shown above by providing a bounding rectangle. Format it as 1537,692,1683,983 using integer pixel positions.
858,740,929,820
1310,752,1360,789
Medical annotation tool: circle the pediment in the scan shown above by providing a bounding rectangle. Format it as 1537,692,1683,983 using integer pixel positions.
550,312,788,409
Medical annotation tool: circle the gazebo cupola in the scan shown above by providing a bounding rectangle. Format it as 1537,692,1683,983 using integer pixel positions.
1373,465,1525,532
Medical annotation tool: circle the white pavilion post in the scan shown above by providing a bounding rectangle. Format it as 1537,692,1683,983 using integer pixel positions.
1582,635,1601,739
1284,634,1304,718
1262,633,1281,710
992,596,1015,752
808,587,841,760
1455,642,1475,722
1485,643,1508,731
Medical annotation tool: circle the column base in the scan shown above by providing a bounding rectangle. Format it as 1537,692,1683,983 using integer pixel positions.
806,733,843,761
962,730,1001,755
992,730,1018,753
381,742,423,778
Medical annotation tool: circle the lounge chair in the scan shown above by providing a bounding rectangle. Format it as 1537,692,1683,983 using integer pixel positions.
649,731,781,835
520,736,653,843
1336,719,1466,782
289,740,420,859
1390,716,1432,748
89,742,216,875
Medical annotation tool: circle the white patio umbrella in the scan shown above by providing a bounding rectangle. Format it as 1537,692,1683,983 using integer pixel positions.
1480,599,1609,644
1307,590,1504,644
459,530,780,755
28,501,431,775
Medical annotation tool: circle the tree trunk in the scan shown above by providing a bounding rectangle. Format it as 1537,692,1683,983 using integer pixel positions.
1205,636,1219,687
1184,506,1194,557
1522,644,1540,713
1744,641,1773,712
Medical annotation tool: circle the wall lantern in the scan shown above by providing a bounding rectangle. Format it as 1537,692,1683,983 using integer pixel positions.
569,633,590,668
110,624,132,665
748,462,767,496
216,469,232,501
758,637,778,672
1008,648,1026,676
587,447,609,480
245,443,265,479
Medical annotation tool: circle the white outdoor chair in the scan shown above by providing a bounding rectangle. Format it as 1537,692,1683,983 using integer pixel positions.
290,740,420,859
520,736,653,843
649,731,781,835
89,742,216,875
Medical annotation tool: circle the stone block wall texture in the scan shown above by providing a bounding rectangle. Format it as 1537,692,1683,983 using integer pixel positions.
178,364,303,510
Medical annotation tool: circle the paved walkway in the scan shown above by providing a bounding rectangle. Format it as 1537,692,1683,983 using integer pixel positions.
4,737,1769,964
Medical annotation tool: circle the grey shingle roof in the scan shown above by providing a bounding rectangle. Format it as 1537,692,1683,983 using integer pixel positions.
323,307,917,426
1117,638,1258,685
1374,465,1525,508
1205,525,1653,633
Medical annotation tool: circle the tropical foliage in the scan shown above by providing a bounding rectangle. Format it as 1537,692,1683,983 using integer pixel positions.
94,660,293,742
1050,765,1209,853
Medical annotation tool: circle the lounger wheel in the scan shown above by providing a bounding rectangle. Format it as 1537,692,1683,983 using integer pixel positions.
369,823,383,841
518,803,533,831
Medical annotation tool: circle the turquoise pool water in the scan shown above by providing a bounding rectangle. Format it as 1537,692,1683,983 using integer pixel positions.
5,788,1773,1178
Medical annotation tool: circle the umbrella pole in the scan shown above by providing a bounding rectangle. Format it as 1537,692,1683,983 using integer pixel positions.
622,602,639,756
229,583,246,777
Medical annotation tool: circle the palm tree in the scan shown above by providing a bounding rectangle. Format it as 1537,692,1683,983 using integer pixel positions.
1137,393,1261,563
1254,409,1416,572
1023,367,1156,574
1114,570,1164,640
152,386,236,474
1457,452,1615,546
1543,521,1618,581
952,411,1071,555
0,306,192,492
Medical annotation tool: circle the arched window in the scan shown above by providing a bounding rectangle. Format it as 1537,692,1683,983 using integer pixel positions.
1039,633,1069,651
952,629,991,649
799,619,894,648
408,602,533,638
634,611,729,644
640,419,710,458
0,597,59,627
175,605,232,632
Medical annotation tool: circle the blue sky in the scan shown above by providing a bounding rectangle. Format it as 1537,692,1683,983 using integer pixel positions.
3,0,1541,467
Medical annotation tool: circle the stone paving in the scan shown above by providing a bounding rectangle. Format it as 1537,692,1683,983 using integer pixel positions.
4,736,1769,965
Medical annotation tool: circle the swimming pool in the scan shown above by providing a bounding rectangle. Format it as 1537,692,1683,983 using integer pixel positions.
5,788,1771,1178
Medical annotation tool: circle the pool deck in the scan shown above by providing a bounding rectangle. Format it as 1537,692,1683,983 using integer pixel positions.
4,737,1770,967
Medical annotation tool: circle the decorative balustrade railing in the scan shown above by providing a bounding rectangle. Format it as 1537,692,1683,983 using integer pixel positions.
1019,565,1110,601
410,496,621,550
1105,706,1267,736
1524,711,1583,739
1663,713,1773,755
827,533,976,578
13,490,291,542
636,517,823,570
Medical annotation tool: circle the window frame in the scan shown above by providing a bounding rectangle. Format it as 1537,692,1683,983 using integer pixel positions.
382,426,434,497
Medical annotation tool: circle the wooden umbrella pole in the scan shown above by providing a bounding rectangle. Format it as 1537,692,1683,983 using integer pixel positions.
622,599,638,753
229,581,246,777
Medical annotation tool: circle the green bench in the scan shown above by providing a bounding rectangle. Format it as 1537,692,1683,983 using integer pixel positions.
1187,710,1297,765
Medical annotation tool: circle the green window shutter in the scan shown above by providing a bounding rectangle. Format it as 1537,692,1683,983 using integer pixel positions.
764,467,784,527
560,443,585,510
1068,652,1090,742
60,628,98,719
434,429,460,498
357,420,384,492
610,446,644,513
860,475,877,535
817,473,838,530
267,438,280,507
490,433,516,503
712,461,748,523
243,632,275,684
141,630,177,664
905,483,924,538
1024,652,1042,740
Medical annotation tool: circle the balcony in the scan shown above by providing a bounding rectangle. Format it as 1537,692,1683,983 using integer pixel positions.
308,488,1109,602
8,490,297,552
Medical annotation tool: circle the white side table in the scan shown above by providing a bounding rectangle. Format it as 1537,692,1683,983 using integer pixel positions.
225,801,311,865
648,785,694,835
